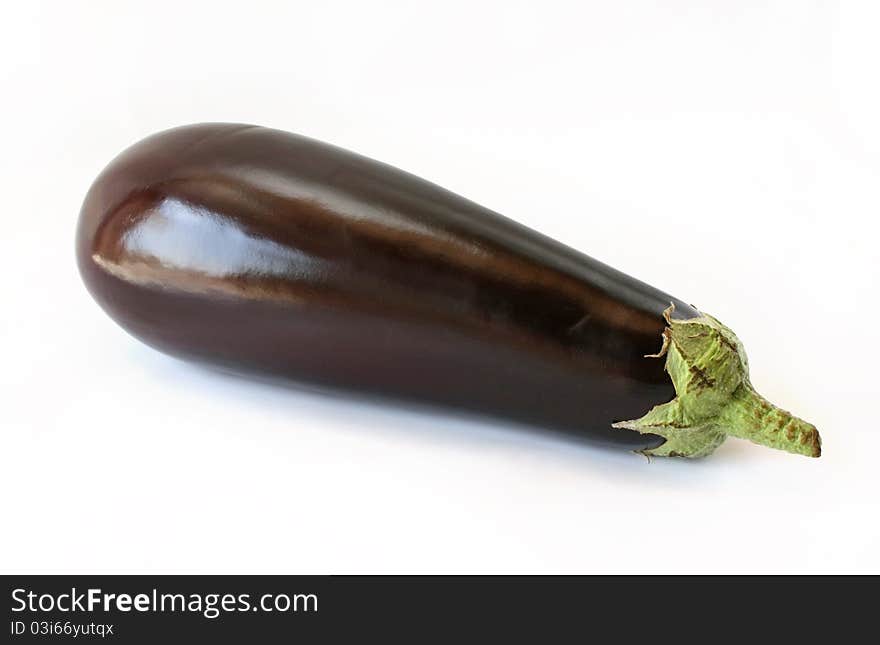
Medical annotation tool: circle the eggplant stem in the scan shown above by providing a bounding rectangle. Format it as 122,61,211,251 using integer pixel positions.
612,304,821,459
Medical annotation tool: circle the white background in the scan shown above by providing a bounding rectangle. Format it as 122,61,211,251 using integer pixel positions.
2,1,878,574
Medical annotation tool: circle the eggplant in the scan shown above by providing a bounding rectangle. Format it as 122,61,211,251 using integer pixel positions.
76,123,820,458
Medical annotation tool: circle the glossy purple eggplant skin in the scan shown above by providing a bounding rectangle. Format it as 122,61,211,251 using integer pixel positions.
77,123,698,450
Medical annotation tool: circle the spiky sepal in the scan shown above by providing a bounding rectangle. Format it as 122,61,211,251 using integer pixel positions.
613,305,821,459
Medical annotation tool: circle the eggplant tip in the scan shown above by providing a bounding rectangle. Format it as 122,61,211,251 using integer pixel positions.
615,309,822,459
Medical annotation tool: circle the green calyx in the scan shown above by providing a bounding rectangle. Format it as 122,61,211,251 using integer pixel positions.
613,305,821,459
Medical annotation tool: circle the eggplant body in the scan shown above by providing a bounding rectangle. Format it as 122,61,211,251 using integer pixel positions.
77,124,698,450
